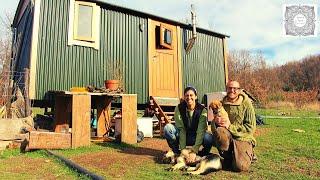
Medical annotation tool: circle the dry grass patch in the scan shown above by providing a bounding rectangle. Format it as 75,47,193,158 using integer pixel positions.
255,127,270,137
300,101,319,111
0,156,76,179
265,101,296,109
284,156,320,177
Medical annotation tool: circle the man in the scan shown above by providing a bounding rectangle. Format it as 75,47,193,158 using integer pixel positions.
211,80,256,172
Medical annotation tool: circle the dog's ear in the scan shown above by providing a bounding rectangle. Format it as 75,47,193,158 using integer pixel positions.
209,102,213,109
209,101,216,110
216,101,222,108
209,100,221,109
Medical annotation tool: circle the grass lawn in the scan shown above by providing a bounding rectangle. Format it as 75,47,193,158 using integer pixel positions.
0,109,319,179
255,108,319,117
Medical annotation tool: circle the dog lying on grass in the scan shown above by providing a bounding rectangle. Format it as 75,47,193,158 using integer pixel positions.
165,149,222,175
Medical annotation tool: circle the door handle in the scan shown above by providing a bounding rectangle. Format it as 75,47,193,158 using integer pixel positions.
152,55,158,61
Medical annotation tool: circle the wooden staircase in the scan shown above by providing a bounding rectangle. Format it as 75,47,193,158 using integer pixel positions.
144,96,178,136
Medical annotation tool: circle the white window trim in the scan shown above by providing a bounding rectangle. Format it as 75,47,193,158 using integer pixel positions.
68,0,100,50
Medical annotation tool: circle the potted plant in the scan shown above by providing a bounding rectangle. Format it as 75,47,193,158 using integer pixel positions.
105,59,123,91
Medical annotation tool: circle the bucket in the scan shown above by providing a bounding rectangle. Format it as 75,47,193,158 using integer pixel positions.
137,117,153,138
105,80,119,90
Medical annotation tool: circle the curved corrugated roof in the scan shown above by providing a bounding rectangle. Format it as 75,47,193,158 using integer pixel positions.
92,0,230,38
12,0,230,38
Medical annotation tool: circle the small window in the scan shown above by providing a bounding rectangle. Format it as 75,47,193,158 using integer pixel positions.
164,29,172,45
68,0,100,49
74,3,94,41
160,24,173,49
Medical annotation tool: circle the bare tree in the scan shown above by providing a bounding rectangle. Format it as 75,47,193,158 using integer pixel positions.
0,12,13,72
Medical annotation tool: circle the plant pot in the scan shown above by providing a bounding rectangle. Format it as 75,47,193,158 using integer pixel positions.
105,80,120,90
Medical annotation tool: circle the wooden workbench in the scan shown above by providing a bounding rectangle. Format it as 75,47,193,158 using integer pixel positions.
54,91,137,148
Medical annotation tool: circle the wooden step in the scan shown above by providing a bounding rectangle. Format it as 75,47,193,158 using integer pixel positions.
152,97,180,106
164,112,175,115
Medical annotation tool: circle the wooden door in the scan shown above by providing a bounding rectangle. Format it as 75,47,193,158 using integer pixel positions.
148,19,181,98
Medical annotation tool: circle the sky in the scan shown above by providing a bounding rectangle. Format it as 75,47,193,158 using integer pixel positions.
0,0,19,37
1,0,319,65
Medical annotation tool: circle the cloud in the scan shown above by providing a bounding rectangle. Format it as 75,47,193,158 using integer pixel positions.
193,0,320,64
264,38,320,65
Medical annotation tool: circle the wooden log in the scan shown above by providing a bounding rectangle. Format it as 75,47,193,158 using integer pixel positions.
28,131,71,149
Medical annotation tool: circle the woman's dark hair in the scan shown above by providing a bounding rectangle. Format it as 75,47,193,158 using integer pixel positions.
184,86,197,96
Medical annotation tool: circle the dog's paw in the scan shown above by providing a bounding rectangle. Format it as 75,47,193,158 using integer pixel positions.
180,166,190,171
165,166,174,171
182,172,192,176
186,166,198,171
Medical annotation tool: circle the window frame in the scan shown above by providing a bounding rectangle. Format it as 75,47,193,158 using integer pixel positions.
68,0,100,49
160,24,173,50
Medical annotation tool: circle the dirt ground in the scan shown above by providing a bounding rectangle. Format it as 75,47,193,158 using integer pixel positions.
0,156,76,179
70,138,169,177
2,127,318,179
69,130,267,178
71,129,268,169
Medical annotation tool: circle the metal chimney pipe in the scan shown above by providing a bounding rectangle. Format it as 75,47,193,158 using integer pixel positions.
186,4,197,54
191,4,197,39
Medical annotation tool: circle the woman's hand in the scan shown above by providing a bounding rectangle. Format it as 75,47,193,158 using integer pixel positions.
186,152,197,164
214,116,231,129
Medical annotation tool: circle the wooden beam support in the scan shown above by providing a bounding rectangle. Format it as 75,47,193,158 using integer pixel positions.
96,96,112,137
223,38,229,85
121,94,137,144
71,94,91,148
28,131,71,149
54,95,71,133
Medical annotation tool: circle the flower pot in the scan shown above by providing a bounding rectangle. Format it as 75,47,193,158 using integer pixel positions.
105,80,120,90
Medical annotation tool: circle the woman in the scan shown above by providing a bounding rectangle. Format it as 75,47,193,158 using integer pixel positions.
163,86,213,163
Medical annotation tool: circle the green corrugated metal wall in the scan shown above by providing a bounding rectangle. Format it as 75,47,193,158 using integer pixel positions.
180,28,226,102
36,0,148,103
35,0,226,104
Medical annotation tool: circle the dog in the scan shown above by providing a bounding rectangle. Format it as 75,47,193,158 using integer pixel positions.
167,149,201,171
186,154,222,175
167,149,222,175
163,150,176,164
209,100,228,119
209,100,229,130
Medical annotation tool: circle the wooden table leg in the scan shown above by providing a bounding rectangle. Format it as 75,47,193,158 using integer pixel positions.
96,96,112,137
71,94,91,148
121,95,137,144
54,95,71,133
